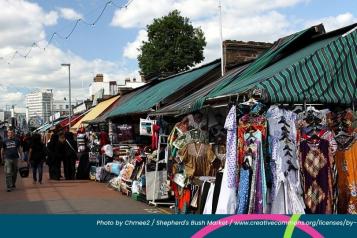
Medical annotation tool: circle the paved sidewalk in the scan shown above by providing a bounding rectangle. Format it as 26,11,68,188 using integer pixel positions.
0,165,172,214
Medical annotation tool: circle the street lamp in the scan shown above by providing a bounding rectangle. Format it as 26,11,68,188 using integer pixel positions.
47,89,53,125
61,63,71,131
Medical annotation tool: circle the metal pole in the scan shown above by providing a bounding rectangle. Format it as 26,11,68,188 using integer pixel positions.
68,64,71,131
50,89,53,126
219,0,224,76
61,63,71,131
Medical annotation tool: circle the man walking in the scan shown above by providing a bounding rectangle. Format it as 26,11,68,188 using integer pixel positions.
1,127,23,192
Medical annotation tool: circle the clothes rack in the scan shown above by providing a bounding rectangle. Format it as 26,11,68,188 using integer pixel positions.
148,135,175,207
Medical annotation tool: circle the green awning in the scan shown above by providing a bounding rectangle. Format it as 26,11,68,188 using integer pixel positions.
150,64,248,116
108,60,220,118
90,86,149,124
192,25,325,109
256,26,357,104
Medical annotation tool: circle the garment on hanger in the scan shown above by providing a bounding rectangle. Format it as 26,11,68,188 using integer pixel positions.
178,143,216,178
212,171,223,214
237,114,267,165
215,106,237,214
173,184,191,214
335,133,357,214
199,181,211,214
266,105,305,214
203,182,215,214
245,131,267,214
300,138,334,214
237,167,251,214
151,123,160,150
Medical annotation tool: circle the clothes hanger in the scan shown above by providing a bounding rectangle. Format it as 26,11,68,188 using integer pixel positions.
241,97,258,106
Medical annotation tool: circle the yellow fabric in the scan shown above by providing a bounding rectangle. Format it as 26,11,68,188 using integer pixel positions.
71,96,120,131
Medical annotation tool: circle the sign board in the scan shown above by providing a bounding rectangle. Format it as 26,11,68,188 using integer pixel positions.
73,103,87,114
29,116,43,128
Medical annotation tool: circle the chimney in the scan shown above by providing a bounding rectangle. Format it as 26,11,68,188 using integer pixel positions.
94,74,104,82
223,41,272,73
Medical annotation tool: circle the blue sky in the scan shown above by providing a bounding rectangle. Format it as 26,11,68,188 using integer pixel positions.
0,0,355,108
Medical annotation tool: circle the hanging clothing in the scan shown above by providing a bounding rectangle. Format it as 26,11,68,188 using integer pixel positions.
174,184,191,214
225,106,238,187
215,106,237,214
203,183,215,214
237,167,251,214
244,131,267,214
151,124,160,150
267,106,305,214
335,133,357,214
212,171,223,214
238,114,267,165
300,138,334,214
178,143,216,178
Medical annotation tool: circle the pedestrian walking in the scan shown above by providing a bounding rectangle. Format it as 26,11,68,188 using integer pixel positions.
1,127,23,192
29,133,47,184
21,133,31,162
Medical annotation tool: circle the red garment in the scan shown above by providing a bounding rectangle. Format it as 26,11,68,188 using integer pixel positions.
237,115,267,165
99,131,109,148
152,124,160,150
173,183,191,213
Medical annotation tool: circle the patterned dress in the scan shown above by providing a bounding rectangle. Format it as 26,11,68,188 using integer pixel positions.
300,139,334,214
267,106,305,214
215,106,237,214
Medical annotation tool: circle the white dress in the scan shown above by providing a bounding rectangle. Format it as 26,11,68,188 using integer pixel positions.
267,105,305,214
215,106,237,214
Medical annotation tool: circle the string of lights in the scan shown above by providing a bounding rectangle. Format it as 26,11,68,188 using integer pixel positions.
1,0,134,65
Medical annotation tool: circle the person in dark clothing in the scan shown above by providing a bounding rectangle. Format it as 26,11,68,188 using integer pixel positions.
1,127,23,192
21,133,31,162
29,133,46,184
47,133,60,180
0,135,3,166
60,131,77,180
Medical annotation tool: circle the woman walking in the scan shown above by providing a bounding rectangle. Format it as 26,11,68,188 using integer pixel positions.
29,133,47,184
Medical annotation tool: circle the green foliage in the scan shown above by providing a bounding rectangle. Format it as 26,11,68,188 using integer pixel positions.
138,10,206,79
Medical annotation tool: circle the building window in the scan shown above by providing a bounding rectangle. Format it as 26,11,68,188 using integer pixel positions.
66,105,69,109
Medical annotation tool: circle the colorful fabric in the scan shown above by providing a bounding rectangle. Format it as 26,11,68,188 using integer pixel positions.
224,105,238,188
300,139,334,214
335,133,357,214
267,105,305,214
237,168,250,214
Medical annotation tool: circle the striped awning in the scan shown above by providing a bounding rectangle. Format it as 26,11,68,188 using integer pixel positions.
257,26,357,104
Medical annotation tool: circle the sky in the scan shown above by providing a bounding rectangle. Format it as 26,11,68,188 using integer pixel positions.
0,0,356,109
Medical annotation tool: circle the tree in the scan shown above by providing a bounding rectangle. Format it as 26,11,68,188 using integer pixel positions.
138,10,207,80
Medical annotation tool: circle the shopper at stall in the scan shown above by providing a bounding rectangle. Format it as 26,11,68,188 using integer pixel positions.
47,133,60,180
29,133,47,184
60,131,77,180
1,127,23,192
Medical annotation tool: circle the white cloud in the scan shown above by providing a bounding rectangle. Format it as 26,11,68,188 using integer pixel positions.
111,0,308,28
59,7,83,20
0,0,137,109
123,30,148,59
119,0,300,61
305,12,357,32
44,11,59,26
